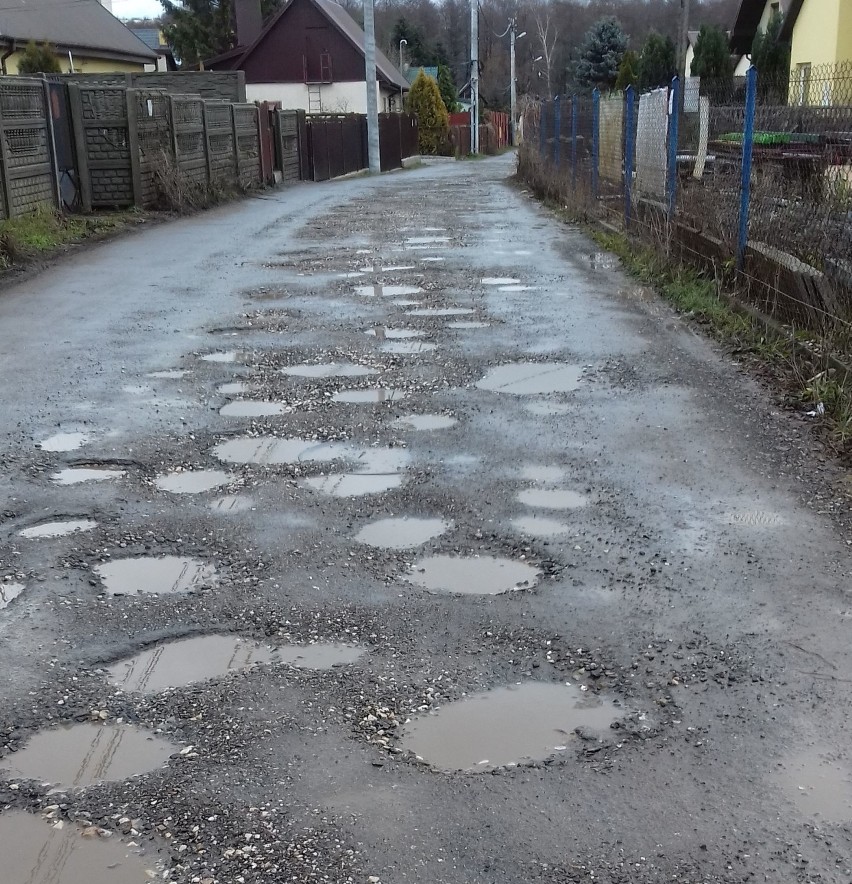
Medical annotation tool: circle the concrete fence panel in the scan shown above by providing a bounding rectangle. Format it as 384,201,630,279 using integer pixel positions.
170,95,208,187
206,101,237,187
232,103,262,189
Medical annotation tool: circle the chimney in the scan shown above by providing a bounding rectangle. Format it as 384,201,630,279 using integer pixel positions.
235,0,263,48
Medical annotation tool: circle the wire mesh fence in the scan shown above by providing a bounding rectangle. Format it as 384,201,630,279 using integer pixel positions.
519,63,852,344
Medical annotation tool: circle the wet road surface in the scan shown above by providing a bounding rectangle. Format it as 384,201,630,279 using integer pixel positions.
1,154,852,883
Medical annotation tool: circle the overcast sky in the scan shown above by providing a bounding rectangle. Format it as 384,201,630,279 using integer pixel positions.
112,0,164,20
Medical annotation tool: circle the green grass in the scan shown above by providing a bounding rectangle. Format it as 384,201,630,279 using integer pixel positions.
0,209,138,267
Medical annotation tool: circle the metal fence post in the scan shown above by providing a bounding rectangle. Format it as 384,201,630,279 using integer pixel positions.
553,95,561,167
624,85,635,228
666,76,680,219
539,101,547,158
738,66,758,271
571,95,577,190
592,89,600,200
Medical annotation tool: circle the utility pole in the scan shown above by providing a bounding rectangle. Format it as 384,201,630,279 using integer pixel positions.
470,0,479,154
364,0,381,173
510,23,526,146
677,0,691,117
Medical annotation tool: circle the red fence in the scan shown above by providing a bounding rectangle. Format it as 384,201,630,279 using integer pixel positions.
447,111,510,157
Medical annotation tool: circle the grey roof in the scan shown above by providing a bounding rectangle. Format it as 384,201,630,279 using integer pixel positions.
405,65,438,85
129,27,170,56
0,0,156,62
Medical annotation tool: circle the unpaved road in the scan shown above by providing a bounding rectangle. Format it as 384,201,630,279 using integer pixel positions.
1,154,852,884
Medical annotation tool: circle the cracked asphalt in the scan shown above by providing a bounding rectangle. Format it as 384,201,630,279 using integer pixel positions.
1,153,852,883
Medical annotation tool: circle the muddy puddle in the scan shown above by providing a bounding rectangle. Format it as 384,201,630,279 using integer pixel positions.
2,722,176,788
332,388,407,404
218,381,249,395
354,284,422,297
38,432,88,452
277,643,365,669
95,556,217,596
406,307,475,317
0,581,25,609
407,555,540,594
365,327,425,339
518,488,588,509
381,341,437,354
0,810,163,884
210,494,254,513
155,469,232,494
214,436,351,465
481,277,520,286
512,515,570,537
402,682,620,771
303,473,403,497
477,363,582,395
778,745,852,821
449,321,491,329
19,519,98,539
355,517,451,549
108,634,279,693
393,414,457,430
147,369,187,379
280,362,377,378
220,400,287,417
51,467,125,485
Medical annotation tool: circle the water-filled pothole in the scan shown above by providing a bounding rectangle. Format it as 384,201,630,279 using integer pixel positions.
525,400,573,416
51,467,125,485
148,369,187,379
38,432,88,452
477,363,582,395
95,556,217,596
2,723,177,787
449,321,491,329
0,581,25,609
277,643,365,669
725,511,785,527
499,284,538,292
19,519,98,539
392,414,457,430
354,284,423,297
0,810,163,884
214,437,351,465
402,682,620,771
218,381,249,395
381,264,415,271
108,634,279,692
280,362,377,378
154,469,233,494
303,473,403,496
407,555,540,594
365,327,425,339
392,299,420,306
517,488,588,509
520,465,566,483
381,340,437,354
201,350,246,363
511,515,570,537
355,517,451,549
220,400,287,417
406,236,450,245
481,277,520,285
777,744,852,820
332,388,407,404
406,307,475,317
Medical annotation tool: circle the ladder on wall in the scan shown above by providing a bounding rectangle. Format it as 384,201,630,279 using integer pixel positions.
308,84,322,114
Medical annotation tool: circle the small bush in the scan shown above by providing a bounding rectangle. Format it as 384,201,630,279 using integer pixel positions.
406,70,450,155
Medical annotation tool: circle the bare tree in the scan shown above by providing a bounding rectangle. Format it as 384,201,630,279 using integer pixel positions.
533,8,558,98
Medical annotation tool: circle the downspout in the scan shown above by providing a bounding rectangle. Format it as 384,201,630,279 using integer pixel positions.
1,38,16,75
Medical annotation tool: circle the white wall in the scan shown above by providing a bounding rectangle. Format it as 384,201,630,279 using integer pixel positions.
246,81,404,113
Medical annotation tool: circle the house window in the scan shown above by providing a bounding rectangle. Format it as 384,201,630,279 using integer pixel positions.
795,62,811,105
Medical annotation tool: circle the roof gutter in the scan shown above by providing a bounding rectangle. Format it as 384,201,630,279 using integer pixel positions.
1,37,16,75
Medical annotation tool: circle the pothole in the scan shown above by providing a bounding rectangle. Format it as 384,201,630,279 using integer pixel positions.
18,519,98,539
777,744,852,820
499,285,538,292
525,400,573,416
406,555,540,594
108,634,280,693
218,381,249,395
1,722,177,788
449,321,491,329
332,388,407,404
512,515,570,537
392,299,420,306
147,369,187,379
355,517,451,549
477,363,582,395
402,682,620,771
303,473,403,497
392,414,457,431
354,284,423,297
201,350,246,363
37,432,88,452
0,581,25,609
517,488,588,509
381,341,437,354
280,362,377,378
50,467,125,485
481,277,520,285
406,308,474,317
154,469,233,494
381,264,415,271
95,556,217,596
0,810,164,884
520,465,566,484
725,511,785,527
219,400,288,417
214,437,352,465
277,643,365,669
406,236,450,245
420,256,444,263
365,327,425,339
210,494,254,513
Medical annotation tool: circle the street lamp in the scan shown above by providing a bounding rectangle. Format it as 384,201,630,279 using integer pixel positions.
499,20,526,146
398,38,408,112
399,38,407,72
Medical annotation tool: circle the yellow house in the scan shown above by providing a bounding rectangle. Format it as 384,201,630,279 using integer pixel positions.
780,0,852,104
729,0,791,71
0,0,156,75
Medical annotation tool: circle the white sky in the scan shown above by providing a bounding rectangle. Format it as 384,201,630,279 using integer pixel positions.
111,0,164,20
